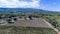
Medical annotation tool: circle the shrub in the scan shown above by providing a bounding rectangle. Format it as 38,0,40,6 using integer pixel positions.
14,18,17,21
49,19,58,28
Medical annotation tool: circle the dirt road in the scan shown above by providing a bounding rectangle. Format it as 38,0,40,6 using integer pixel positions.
43,19,60,34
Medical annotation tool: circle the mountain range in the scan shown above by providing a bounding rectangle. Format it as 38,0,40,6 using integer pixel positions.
0,8,59,12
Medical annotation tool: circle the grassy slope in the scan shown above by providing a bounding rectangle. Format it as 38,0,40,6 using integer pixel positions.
0,25,57,34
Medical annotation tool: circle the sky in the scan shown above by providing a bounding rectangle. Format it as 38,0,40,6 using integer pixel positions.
0,0,60,11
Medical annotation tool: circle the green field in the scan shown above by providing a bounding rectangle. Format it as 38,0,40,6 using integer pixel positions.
43,16,60,30
0,25,57,34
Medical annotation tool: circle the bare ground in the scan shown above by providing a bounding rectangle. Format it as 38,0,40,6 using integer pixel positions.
4,18,51,28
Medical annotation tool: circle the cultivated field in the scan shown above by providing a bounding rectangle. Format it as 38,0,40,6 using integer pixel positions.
4,18,51,28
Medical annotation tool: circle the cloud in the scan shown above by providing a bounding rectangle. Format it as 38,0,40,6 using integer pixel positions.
0,0,40,8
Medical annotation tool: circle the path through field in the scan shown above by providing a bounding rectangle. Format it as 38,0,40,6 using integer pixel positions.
43,19,60,34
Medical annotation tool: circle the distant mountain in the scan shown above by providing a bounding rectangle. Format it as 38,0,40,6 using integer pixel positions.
0,8,58,13
0,8,48,12
0,8,60,15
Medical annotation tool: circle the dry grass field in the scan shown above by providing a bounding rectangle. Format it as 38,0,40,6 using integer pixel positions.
0,25,57,34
